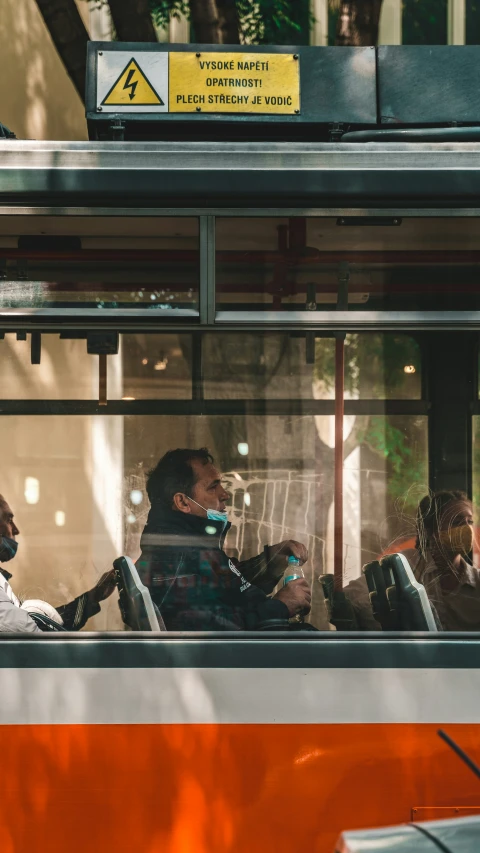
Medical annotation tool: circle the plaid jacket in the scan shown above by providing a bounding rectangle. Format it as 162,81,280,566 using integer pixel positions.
136,506,289,631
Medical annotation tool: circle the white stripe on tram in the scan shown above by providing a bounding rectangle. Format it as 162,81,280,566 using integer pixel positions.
0,667,477,726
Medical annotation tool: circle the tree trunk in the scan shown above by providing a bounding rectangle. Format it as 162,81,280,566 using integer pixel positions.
189,0,222,43
108,0,157,42
335,0,384,46
34,0,89,102
216,0,241,43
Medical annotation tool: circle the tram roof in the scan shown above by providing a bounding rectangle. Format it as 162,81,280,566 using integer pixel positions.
1,140,480,211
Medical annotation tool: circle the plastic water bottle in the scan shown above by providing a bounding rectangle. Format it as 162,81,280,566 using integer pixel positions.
283,556,306,623
283,555,305,586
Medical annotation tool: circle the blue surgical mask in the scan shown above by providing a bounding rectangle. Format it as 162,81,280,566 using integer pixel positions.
0,536,18,563
187,498,228,530
206,508,228,525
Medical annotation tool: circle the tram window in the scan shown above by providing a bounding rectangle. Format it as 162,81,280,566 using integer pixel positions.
0,335,97,400
203,333,421,400
0,217,199,313
112,334,192,400
215,217,480,314
0,333,193,400
0,323,428,632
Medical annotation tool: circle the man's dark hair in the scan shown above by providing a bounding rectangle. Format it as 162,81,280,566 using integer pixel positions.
147,448,214,510
415,489,471,553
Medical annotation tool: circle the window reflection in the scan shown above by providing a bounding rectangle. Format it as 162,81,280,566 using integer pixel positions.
216,217,480,313
0,217,199,311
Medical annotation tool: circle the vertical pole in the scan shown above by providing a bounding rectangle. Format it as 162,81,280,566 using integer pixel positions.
200,216,216,325
311,0,328,46
99,354,107,406
334,336,344,591
448,0,466,45
378,0,402,45
169,12,190,43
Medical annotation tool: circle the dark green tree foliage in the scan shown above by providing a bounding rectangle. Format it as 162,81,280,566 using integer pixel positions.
466,0,480,43
149,0,310,44
402,0,447,44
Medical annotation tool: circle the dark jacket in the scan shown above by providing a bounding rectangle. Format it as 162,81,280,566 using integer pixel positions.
136,505,289,631
0,567,101,632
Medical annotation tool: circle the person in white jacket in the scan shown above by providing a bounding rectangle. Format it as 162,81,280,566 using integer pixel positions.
0,494,116,633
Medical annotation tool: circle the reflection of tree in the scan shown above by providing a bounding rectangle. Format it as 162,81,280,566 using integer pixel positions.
314,333,424,512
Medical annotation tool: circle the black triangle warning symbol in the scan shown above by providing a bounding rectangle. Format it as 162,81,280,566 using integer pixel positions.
102,58,164,106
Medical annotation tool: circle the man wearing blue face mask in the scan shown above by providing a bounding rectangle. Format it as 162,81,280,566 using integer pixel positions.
136,448,312,631
0,494,116,633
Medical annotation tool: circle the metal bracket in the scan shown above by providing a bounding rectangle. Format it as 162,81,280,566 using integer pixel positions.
86,332,119,406
108,119,126,142
329,122,345,142
31,332,41,365
337,261,349,311
306,282,317,312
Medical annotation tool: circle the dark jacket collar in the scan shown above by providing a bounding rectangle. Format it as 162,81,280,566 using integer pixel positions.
143,504,231,548
0,567,12,582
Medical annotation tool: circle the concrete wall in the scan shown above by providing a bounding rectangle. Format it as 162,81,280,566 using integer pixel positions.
1,0,88,140
0,1,191,142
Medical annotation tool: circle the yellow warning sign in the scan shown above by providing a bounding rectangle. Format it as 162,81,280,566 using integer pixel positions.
102,58,164,107
169,52,300,114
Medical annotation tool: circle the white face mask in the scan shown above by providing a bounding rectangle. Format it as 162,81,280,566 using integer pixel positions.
187,497,228,529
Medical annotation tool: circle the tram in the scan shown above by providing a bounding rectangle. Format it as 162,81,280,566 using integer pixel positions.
2,42,480,853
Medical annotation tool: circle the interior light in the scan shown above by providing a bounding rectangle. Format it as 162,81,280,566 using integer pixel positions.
130,489,143,506
127,513,136,524
231,471,243,482
122,396,136,401
403,365,416,374
54,511,65,527
154,358,168,371
237,443,249,456
244,492,251,506
24,477,40,505
142,358,148,365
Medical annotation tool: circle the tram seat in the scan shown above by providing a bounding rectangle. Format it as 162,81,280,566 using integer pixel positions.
113,556,166,631
363,552,437,631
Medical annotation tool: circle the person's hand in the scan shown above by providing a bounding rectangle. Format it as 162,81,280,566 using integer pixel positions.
90,570,117,603
269,540,308,565
274,578,311,617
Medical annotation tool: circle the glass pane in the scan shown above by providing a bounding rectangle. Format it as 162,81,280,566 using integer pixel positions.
115,334,192,400
0,216,198,312
0,335,97,399
216,217,480,314
316,333,421,400
0,405,427,633
467,0,480,43
0,333,192,400
203,333,321,400
402,0,448,44
203,333,421,400
1,332,475,636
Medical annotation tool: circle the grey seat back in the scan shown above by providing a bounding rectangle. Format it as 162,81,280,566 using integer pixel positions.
114,556,166,631
364,552,437,631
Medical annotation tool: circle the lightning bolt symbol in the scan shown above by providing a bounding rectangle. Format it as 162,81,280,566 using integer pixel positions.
123,69,138,101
